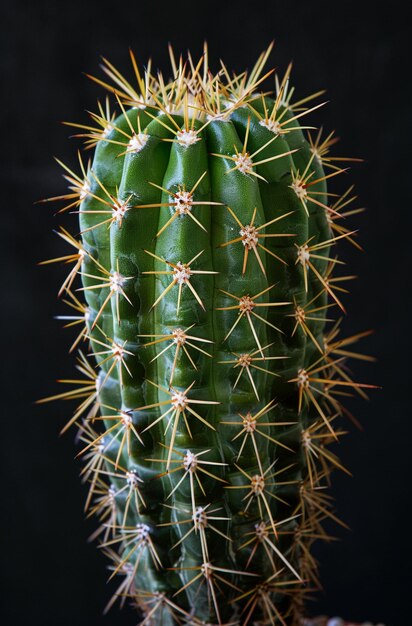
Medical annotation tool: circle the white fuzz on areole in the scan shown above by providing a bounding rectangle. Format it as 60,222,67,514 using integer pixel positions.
128,132,149,153
222,98,235,110
173,262,191,284
325,209,333,225
171,391,188,410
233,152,254,174
79,179,90,200
295,305,306,323
132,100,148,110
239,295,256,313
259,118,283,135
122,562,135,575
238,353,252,368
172,328,187,345
112,342,126,360
172,94,199,117
176,129,200,147
120,410,133,426
297,368,310,389
135,523,151,541
242,412,257,433
192,506,208,528
254,521,269,541
301,430,311,448
112,199,130,224
250,474,265,495
311,147,323,165
183,450,198,472
102,123,114,138
200,562,213,579
297,244,310,266
126,470,143,487
109,271,127,290
174,190,193,215
291,179,308,201
240,224,259,249
206,112,230,122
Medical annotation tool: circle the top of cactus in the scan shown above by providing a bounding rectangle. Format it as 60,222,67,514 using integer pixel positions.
80,41,325,135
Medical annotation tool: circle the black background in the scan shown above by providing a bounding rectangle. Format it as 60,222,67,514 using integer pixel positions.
1,1,409,625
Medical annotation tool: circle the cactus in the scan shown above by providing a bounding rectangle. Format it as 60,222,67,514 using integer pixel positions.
40,44,374,626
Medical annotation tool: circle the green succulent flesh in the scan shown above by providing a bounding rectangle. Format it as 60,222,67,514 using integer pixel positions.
76,97,328,625
43,49,369,626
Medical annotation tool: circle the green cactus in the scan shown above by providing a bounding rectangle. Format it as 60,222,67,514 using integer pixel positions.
40,44,374,625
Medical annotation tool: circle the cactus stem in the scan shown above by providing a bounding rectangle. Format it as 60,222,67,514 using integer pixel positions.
86,482,117,543
308,128,363,172
63,97,117,149
217,285,290,351
56,290,91,353
219,206,294,273
221,398,296,466
325,323,375,362
88,336,133,388
39,227,88,295
37,152,91,214
290,162,349,217
77,174,136,232
81,405,144,467
37,351,99,431
97,466,146,524
138,381,219,470
160,504,231,560
211,125,298,180
172,561,257,625
302,419,351,488
41,44,375,623
239,514,300,571
140,326,213,386
139,172,223,236
103,522,162,579
289,294,335,352
103,551,136,614
295,236,355,310
151,446,227,518
218,344,287,400
129,588,191,624
79,262,133,328
227,461,291,538
143,249,218,313
235,571,302,626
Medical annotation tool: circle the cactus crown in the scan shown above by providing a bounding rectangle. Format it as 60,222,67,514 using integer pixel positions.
40,43,374,626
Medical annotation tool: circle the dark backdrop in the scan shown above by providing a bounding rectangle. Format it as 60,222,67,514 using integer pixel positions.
1,1,409,625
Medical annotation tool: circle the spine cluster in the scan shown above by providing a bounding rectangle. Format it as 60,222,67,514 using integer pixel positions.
40,44,373,626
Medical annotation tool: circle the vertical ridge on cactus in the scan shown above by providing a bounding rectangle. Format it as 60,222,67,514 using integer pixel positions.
39,43,374,625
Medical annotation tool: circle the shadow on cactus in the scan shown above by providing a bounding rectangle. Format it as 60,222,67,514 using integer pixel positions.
39,43,376,626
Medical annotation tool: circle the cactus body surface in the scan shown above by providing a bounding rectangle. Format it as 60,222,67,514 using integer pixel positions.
41,45,373,626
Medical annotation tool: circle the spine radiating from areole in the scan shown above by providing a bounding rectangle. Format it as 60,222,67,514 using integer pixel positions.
39,44,374,626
